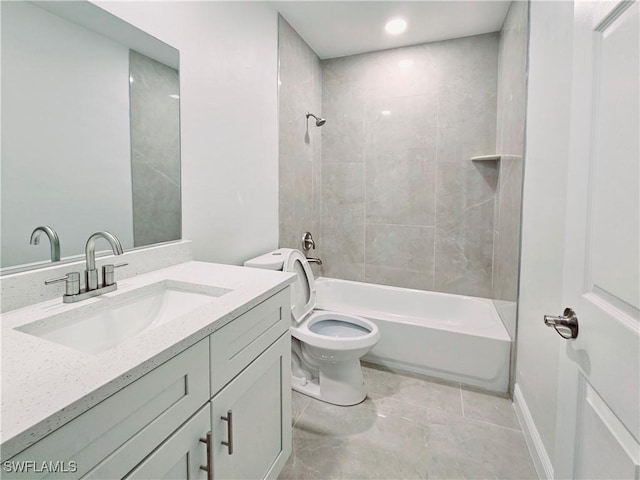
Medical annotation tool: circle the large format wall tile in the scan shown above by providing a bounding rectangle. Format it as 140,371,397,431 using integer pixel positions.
366,150,436,227
365,224,435,290
322,56,368,165
366,93,438,155
433,160,497,297
320,222,365,281
493,1,529,302
278,16,322,253
320,162,365,280
365,44,440,100
493,157,524,301
321,33,499,297
321,163,365,225
435,35,499,164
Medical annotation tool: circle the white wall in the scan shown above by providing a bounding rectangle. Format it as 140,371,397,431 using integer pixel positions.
1,2,134,267
95,1,280,266
516,0,574,474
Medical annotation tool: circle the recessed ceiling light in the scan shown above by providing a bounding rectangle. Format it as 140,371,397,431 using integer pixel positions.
398,59,414,68
169,94,180,99
381,110,392,116
385,18,407,35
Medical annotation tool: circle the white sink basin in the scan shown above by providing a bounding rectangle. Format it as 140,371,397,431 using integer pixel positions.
17,280,231,355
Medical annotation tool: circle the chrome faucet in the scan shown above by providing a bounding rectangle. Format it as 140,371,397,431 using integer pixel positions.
85,231,124,291
29,225,61,262
45,230,127,303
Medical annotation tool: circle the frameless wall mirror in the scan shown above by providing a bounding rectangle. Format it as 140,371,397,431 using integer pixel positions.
1,1,181,272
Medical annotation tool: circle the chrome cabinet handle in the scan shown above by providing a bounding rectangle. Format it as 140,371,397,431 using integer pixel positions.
199,431,212,480
221,410,234,455
544,307,579,339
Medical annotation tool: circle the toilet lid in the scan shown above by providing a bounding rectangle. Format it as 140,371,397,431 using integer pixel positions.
283,249,316,324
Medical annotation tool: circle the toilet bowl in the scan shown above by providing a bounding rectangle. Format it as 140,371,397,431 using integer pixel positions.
244,248,379,406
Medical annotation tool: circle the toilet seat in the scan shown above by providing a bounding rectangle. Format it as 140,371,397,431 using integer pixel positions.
291,311,378,351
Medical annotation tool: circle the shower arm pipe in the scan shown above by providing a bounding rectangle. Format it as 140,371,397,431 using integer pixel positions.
29,225,61,262
306,112,326,126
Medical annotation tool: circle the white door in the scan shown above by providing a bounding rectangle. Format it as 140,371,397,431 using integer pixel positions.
551,1,640,478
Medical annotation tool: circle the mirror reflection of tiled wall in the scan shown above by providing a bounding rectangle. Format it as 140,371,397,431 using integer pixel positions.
130,50,181,247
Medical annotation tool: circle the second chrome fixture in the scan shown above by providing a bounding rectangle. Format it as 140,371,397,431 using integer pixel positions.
306,112,326,127
30,225,61,262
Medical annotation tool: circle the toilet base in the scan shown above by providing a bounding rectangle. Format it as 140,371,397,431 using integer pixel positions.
291,359,367,406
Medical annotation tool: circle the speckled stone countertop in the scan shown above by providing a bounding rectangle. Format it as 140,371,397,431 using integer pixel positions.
0,261,295,460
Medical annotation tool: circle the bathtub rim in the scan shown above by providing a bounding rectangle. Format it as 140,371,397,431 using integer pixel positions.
314,276,511,342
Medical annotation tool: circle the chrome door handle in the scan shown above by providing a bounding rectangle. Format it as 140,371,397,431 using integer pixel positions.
199,431,212,480
221,410,234,455
544,307,579,339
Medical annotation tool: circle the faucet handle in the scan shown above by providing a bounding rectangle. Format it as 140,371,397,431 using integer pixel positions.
102,263,128,287
45,272,80,296
302,232,316,251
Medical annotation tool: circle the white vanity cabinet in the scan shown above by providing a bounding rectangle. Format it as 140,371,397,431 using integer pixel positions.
211,334,291,480
4,287,292,480
5,339,211,480
208,288,292,480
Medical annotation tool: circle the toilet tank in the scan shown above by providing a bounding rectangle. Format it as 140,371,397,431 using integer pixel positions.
243,249,287,271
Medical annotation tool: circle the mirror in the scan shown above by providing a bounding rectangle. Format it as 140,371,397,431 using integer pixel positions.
1,1,181,272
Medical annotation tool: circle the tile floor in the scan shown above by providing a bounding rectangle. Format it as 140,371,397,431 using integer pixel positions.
279,364,537,480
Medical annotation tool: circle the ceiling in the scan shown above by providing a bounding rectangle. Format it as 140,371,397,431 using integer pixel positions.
272,1,512,59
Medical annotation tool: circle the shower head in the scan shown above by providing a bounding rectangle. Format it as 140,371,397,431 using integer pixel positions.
306,112,326,127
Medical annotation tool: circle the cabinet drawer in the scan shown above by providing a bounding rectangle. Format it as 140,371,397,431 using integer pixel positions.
6,339,209,479
124,404,210,480
210,288,290,396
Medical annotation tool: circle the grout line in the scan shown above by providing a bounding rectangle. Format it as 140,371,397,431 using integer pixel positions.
321,161,364,165
292,396,312,428
459,385,523,433
363,129,367,282
365,222,436,229
433,88,440,289
463,416,523,434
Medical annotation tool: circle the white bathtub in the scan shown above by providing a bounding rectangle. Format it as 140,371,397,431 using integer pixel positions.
314,277,512,393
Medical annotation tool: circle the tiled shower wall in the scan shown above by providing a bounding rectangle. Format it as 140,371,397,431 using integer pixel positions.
279,17,527,300
278,16,323,257
320,34,499,297
493,1,529,304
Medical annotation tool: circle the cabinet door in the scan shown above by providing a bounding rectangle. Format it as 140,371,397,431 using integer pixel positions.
211,333,291,480
125,405,211,480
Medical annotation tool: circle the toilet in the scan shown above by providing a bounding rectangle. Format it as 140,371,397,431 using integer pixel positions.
244,248,380,406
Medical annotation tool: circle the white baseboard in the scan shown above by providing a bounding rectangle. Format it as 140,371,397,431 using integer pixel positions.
513,383,555,479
